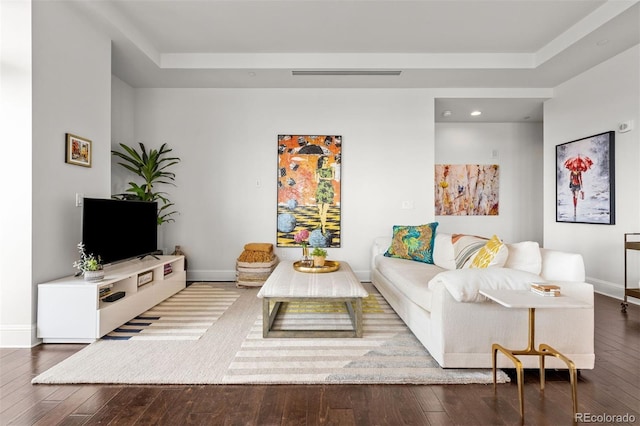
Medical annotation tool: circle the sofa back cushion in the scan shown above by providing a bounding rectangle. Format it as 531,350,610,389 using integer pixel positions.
433,233,456,270
504,241,542,274
540,248,585,281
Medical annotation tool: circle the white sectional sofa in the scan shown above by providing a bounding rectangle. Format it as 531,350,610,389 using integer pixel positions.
371,234,595,369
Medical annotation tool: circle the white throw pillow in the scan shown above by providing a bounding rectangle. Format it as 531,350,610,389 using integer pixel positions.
433,233,456,270
504,241,542,275
428,268,544,302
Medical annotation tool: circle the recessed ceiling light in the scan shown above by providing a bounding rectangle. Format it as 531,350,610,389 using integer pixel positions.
248,71,256,77
442,110,452,117
470,111,482,116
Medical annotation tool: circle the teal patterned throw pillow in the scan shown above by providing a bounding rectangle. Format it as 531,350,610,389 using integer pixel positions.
384,222,439,264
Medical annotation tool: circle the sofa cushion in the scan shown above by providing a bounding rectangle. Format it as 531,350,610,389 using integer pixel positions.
433,233,456,270
428,268,544,302
375,255,444,311
452,234,488,268
384,222,438,264
504,241,542,274
469,234,509,268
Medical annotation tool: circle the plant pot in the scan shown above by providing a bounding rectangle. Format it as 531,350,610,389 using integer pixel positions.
84,269,105,282
313,256,326,267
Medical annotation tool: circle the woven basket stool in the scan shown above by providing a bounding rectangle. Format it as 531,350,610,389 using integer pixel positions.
236,243,279,288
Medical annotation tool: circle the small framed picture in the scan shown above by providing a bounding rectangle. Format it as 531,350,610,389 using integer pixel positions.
137,271,153,287
65,133,92,167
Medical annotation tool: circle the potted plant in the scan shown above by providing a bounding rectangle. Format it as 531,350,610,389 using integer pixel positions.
73,243,104,282
111,142,181,225
311,247,328,267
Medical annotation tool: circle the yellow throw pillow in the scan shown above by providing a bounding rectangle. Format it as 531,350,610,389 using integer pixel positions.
470,235,509,268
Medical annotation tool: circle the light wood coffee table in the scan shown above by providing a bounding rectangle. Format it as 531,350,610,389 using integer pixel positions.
257,260,368,338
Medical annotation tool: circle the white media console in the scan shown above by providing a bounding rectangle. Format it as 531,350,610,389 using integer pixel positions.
37,255,186,343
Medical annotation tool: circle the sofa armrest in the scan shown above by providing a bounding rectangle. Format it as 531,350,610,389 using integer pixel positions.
540,248,585,282
372,237,391,256
371,237,391,270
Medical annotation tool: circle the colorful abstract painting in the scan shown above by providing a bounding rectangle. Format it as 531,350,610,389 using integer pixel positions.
435,164,500,216
277,135,341,247
556,131,615,224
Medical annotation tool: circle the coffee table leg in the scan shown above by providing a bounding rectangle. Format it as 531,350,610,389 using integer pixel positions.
354,298,363,337
262,299,270,337
344,298,364,337
263,299,283,338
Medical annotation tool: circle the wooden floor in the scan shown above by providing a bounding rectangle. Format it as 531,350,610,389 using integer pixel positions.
1,293,638,425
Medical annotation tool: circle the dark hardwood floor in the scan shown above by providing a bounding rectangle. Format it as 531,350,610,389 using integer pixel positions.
1,293,638,425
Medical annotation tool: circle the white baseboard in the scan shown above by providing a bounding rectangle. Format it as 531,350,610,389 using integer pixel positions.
588,276,640,306
0,323,39,348
187,269,236,282
187,268,372,283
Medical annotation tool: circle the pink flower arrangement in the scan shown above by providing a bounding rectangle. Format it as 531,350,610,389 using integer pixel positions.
294,229,309,246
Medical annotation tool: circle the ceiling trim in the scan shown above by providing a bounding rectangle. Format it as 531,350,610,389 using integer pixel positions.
76,0,161,65
159,52,535,69
536,0,639,65
90,0,638,73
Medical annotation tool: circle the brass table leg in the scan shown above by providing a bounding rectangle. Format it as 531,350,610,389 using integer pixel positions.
491,308,579,420
493,343,525,418
539,343,579,416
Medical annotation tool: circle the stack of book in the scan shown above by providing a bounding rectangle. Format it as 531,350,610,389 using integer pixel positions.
164,263,173,276
530,283,561,297
99,284,113,301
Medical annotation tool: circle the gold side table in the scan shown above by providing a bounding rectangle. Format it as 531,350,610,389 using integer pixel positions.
479,289,591,421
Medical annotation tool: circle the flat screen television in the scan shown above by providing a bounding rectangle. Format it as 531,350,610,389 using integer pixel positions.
82,198,158,265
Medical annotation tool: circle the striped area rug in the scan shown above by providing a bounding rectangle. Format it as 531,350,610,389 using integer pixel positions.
32,283,509,385
222,292,505,384
103,283,240,341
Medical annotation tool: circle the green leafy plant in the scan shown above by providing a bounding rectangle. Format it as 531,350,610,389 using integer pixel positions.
311,247,327,257
73,243,103,272
112,142,181,224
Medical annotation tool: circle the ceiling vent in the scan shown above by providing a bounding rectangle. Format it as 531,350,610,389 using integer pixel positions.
292,70,402,76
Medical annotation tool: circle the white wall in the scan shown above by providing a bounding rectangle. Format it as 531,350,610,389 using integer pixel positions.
113,89,435,281
111,88,551,282
111,76,136,195
435,122,543,244
544,45,640,298
0,0,33,347
19,1,111,346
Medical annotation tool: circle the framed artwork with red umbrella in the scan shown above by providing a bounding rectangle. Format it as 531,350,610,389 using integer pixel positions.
556,131,615,224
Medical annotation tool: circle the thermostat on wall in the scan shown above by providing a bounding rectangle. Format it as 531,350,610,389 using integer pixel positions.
618,121,633,133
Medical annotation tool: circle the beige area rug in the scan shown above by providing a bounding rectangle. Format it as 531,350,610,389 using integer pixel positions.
32,282,509,385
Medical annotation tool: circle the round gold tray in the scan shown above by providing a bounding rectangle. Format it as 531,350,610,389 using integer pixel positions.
293,260,340,273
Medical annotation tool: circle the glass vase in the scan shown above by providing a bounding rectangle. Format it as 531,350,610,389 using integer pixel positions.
301,245,311,266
